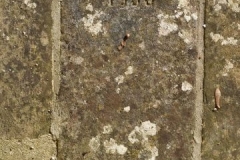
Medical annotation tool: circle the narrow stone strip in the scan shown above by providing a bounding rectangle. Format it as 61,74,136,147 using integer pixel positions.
192,0,205,159
51,0,61,142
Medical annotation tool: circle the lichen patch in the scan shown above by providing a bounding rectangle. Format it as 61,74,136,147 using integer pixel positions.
123,106,131,112
81,10,105,36
115,75,124,85
72,56,84,65
221,60,234,76
221,37,238,45
86,3,93,12
178,29,194,44
181,81,193,91
178,0,189,8
125,66,134,75
103,125,113,134
24,0,37,9
138,145,159,160
128,121,158,159
128,120,157,144
210,32,238,45
139,41,146,50
157,14,178,36
210,33,224,42
213,0,240,12
177,0,197,22
89,136,101,152
40,31,49,46
103,138,128,155
227,0,240,12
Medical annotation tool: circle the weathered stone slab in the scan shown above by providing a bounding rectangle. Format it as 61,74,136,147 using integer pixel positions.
202,0,240,159
0,134,56,160
59,0,200,159
0,0,52,138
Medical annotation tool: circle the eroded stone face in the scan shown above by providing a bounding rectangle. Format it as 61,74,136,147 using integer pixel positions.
58,0,198,159
0,134,56,159
0,0,52,138
203,0,240,159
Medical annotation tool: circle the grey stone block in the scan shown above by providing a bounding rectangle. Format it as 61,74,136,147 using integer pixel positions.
58,0,200,159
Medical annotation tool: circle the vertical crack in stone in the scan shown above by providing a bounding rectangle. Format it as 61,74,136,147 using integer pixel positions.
51,0,61,158
192,0,205,159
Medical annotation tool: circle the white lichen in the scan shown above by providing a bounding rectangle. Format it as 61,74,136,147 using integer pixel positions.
152,100,161,108
125,66,134,75
86,3,93,12
213,0,240,12
6,36,10,41
221,37,238,45
228,0,240,12
89,136,100,152
178,0,189,8
81,11,105,36
72,56,84,65
191,12,198,20
210,32,238,45
138,145,159,160
139,41,146,50
166,144,171,149
103,125,113,134
184,15,191,22
157,14,178,36
181,81,193,91
175,11,183,18
221,60,234,76
115,75,124,85
128,129,141,144
178,30,193,44
116,88,121,94
210,33,224,42
123,106,131,112
24,0,37,9
177,0,197,22
40,31,49,46
214,4,222,11
140,121,157,137
103,138,128,155
128,121,157,144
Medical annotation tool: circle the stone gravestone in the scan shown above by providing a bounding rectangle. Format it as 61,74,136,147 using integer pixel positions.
58,0,201,159
0,0,56,159
202,0,240,159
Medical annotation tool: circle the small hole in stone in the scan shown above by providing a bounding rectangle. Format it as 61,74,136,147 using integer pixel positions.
82,152,89,157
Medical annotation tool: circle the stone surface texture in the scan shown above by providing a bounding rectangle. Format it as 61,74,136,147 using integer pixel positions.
0,0,56,159
0,0,239,160
58,0,199,159
202,0,240,159
0,134,56,160
0,0,52,138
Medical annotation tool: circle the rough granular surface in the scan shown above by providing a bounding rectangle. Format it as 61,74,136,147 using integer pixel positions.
58,0,199,159
0,0,52,139
202,0,240,159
